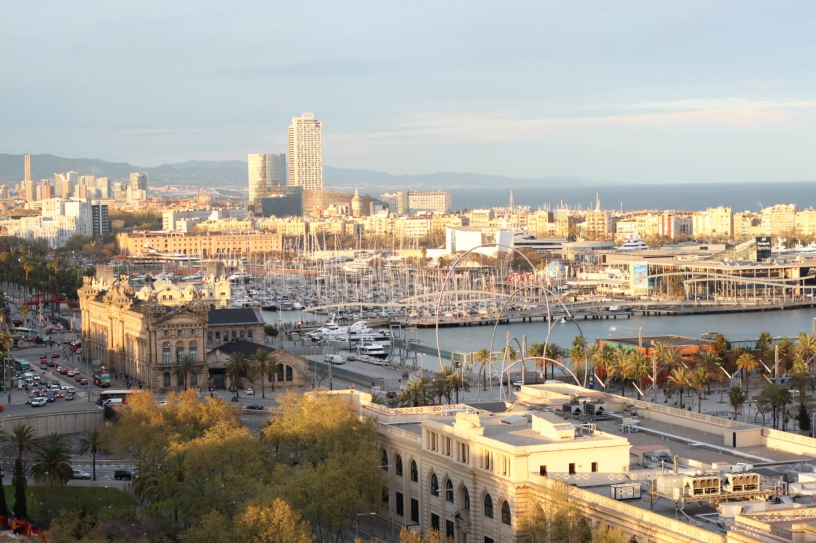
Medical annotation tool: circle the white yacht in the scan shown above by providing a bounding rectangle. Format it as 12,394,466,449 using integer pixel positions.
357,342,387,359
618,236,649,251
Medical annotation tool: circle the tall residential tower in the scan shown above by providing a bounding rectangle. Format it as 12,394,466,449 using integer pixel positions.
287,112,323,190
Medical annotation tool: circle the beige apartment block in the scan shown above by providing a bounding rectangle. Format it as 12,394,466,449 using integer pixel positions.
795,208,816,238
117,231,282,258
259,218,308,237
692,206,733,238
760,204,796,237
396,217,433,238
584,210,613,240
196,220,255,232
733,211,759,240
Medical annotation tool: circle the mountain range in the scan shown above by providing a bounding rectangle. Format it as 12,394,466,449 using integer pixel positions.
0,153,606,190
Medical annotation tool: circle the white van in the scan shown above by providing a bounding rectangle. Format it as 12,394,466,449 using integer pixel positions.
103,398,123,407
323,354,344,365
14,328,35,336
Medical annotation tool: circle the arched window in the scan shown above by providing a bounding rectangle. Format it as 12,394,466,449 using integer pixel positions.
381,450,388,471
248,330,253,341
462,487,470,510
240,330,245,339
215,331,220,342
163,372,170,387
431,474,439,497
501,502,511,525
445,479,454,503
410,461,418,482
395,455,403,476
207,332,212,343
484,494,493,518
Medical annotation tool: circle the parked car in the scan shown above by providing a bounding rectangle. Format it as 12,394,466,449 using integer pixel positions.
71,469,91,480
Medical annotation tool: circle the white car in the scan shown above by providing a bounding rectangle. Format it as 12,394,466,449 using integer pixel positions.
245,388,255,396
71,469,91,480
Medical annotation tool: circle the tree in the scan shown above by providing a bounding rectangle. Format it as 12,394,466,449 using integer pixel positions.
624,351,650,400
545,343,567,380
710,333,730,361
77,429,109,481
19,304,30,328
689,367,710,413
755,332,773,363
473,348,493,389
399,378,429,407
446,367,470,403
3,424,37,465
13,457,25,519
610,349,630,397
29,433,73,486
798,403,812,435
695,350,723,394
589,344,615,390
225,352,248,397
728,386,746,420
527,343,545,383
173,355,201,392
250,348,278,397
736,352,759,396
264,324,279,342
797,333,816,369
666,367,691,409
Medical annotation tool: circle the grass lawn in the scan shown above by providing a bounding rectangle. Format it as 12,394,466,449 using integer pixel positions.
2,485,137,528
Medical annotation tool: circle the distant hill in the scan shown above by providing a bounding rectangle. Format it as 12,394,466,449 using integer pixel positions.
0,153,607,189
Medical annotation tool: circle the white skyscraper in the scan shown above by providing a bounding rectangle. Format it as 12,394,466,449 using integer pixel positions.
288,112,323,190
248,153,286,204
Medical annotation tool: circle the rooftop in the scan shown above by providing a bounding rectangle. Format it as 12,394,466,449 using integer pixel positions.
207,308,263,325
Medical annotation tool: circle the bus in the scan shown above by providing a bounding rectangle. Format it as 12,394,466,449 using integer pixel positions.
93,369,110,388
12,358,30,373
97,389,137,406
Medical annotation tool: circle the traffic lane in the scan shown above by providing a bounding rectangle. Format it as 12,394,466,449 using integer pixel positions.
0,398,99,417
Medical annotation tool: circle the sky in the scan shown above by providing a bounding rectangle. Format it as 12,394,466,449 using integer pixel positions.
2,1,816,183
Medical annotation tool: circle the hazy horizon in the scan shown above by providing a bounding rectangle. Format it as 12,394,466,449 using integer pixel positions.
3,2,816,184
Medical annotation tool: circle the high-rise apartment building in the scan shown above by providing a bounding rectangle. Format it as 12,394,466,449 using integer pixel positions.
22,180,35,202
381,191,451,214
761,204,796,237
288,113,323,190
248,153,286,204
23,155,31,182
96,177,110,199
130,172,148,191
692,206,733,238
91,203,111,237
584,210,613,240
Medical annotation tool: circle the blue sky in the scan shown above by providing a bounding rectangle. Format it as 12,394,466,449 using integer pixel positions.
2,1,816,183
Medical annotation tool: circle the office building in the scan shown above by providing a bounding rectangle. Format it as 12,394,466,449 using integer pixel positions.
258,187,304,218
91,203,111,237
130,172,148,191
288,113,323,190
23,155,31,182
96,177,110,199
248,153,286,204
381,191,452,214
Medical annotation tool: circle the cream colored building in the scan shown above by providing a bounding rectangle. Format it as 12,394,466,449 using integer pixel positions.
760,204,796,237
117,231,282,258
795,208,816,238
693,207,734,238
288,113,323,190
195,220,255,232
583,210,613,240
259,218,309,237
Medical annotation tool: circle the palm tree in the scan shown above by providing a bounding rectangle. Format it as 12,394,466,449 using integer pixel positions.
689,367,710,412
695,351,722,394
76,429,109,481
3,424,37,464
790,367,815,416
400,378,429,407
173,355,201,391
250,348,278,397
625,351,651,400
610,348,631,396
797,333,816,369
728,385,746,420
501,345,518,362
755,332,773,363
544,343,567,380
526,343,545,383
29,433,73,487
19,304,30,328
590,344,615,390
473,348,493,390
446,368,470,404
666,367,691,408
736,352,759,396
225,352,248,397
569,335,587,370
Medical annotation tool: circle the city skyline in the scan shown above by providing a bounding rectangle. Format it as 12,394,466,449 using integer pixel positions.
4,2,816,184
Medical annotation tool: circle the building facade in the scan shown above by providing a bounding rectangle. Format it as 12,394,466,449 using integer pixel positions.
248,153,286,204
117,231,283,258
288,113,323,190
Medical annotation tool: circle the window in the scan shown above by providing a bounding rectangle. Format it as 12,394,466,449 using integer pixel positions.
178,374,184,387
500,455,510,476
215,331,220,342
428,432,438,452
463,487,470,510
395,455,403,476
446,520,454,540
207,332,212,343
410,461,418,482
177,348,184,361
569,463,576,475
484,494,493,518
485,538,494,543
191,373,197,386
431,514,440,531
381,450,388,471
248,330,253,341
481,449,492,471
591,462,598,473
190,348,197,362
540,466,547,477
286,365,293,381
445,479,454,503
240,331,245,339
411,498,419,523
232,330,237,339
431,474,439,497
396,492,404,517
501,502,511,526
277,365,284,382
459,442,469,464
191,329,196,336
443,436,452,456
163,330,169,337
177,329,182,338
163,348,170,365
163,372,170,387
